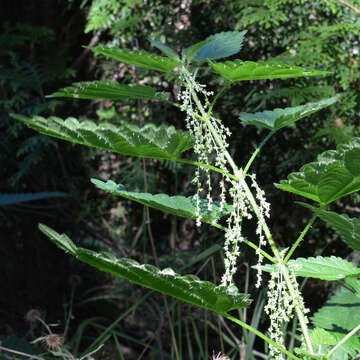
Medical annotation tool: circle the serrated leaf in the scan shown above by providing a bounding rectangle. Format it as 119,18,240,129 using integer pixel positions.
148,38,179,60
330,332,360,359
310,328,337,346
311,288,360,358
47,81,158,100
239,95,341,131
39,224,252,314
296,330,359,360
189,30,247,62
299,204,360,252
0,192,69,206
86,46,182,72
312,288,360,332
276,138,360,205
345,278,360,298
211,60,331,81
39,224,77,255
91,179,232,225
260,256,360,281
12,115,194,161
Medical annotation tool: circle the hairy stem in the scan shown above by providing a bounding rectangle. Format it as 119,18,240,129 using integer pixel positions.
327,322,360,358
284,213,319,263
243,130,276,176
207,80,232,115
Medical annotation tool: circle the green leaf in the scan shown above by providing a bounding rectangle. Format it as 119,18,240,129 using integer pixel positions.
239,95,341,131
0,192,69,206
345,278,360,298
39,224,77,255
312,288,360,332
276,138,360,205
148,38,179,60
310,328,337,346
86,46,183,72
91,179,232,225
311,288,360,358
300,204,360,251
188,30,247,62
39,224,252,314
296,329,359,360
47,81,158,100
210,60,331,81
260,256,360,281
12,115,194,161
184,39,211,62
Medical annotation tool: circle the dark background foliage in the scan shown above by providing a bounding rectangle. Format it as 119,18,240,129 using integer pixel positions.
1,0,359,359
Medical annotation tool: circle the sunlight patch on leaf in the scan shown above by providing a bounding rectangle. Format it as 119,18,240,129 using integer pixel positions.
276,138,360,205
239,95,341,131
260,256,360,281
12,115,194,161
211,60,331,81
91,179,232,226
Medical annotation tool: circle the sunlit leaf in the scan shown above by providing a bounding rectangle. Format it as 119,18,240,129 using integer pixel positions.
276,138,360,205
86,45,183,72
39,224,252,314
91,179,232,225
211,60,331,81
310,328,337,346
47,81,158,100
260,256,360,281
188,30,247,62
12,115,194,161
239,95,341,131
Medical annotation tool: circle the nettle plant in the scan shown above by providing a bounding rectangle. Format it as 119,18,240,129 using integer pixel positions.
13,31,360,359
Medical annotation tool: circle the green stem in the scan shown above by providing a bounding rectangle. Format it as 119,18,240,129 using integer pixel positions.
284,214,319,263
213,223,274,263
327,322,360,358
243,130,276,176
223,313,301,360
207,81,232,116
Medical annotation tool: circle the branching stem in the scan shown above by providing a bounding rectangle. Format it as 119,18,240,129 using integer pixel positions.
243,130,276,176
284,213,320,263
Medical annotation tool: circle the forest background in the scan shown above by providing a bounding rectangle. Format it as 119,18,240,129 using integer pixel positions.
1,0,360,359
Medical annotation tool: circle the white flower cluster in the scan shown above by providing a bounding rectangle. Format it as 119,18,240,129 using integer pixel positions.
251,174,271,288
264,264,310,359
178,67,271,288
178,68,230,225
